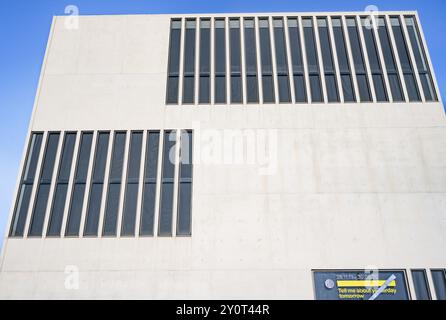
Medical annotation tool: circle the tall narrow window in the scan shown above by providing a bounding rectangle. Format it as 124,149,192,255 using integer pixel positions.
9,133,43,237
65,132,93,236
230,18,242,103
199,19,211,104
166,19,182,105
412,269,432,300
244,18,259,103
303,18,323,102
121,131,143,236
431,269,446,300
183,19,197,104
177,130,193,236
214,19,226,104
346,17,371,102
287,18,307,103
331,17,355,102
84,132,109,236
158,130,176,236
47,132,76,236
405,16,437,101
273,18,291,103
102,132,126,236
259,18,275,103
390,16,421,102
361,17,388,102
317,18,339,102
140,131,160,236
377,17,404,102
28,133,60,236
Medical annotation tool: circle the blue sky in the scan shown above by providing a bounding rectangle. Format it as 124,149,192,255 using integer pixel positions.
0,0,445,246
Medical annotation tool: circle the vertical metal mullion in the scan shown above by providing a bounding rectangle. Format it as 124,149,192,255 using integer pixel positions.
194,19,200,105
284,16,296,104
414,12,442,102
42,131,64,237
269,17,280,104
240,17,247,105
254,17,264,104
426,269,438,300
328,16,344,103
298,16,312,103
23,131,47,237
342,15,360,103
356,15,377,103
171,130,181,236
153,131,163,236
116,131,131,237
400,14,426,102
210,18,215,105
372,15,393,102
79,131,98,238
134,130,147,237
60,132,81,237
386,15,409,102
178,18,186,106
225,18,230,104
313,16,328,104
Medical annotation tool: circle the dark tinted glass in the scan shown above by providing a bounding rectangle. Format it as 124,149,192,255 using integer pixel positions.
431,270,446,300
65,132,92,236
141,131,159,236
47,132,76,236
10,133,43,237
317,18,339,102
214,19,226,104
287,18,307,102
346,18,371,102
183,19,197,104
412,270,431,300
391,16,421,102
29,133,60,236
103,132,126,236
84,132,109,236
177,130,193,236
159,131,176,236
244,18,259,103
122,132,143,236
303,18,323,102
273,18,291,103
377,17,404,102
230,19,242,103
166,19,182,104
199,19,211,104
405,16,437,101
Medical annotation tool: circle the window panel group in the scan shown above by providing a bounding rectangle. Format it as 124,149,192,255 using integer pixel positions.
405,16,437,101
377,17,405,102
165,15,438,105
273,18,291,103
331,17,356,102
346,17,372,102
317,18,339,102
28,133,60,237
10,130,194,239
303,18,323,102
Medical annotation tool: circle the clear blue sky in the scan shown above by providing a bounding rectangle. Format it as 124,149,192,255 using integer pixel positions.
0,0,445,246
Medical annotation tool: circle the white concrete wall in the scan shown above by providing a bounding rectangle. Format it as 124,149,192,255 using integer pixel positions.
0,13,446,299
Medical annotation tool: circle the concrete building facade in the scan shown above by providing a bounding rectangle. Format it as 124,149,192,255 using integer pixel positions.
0,11,445,299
